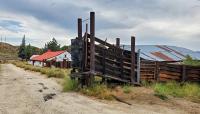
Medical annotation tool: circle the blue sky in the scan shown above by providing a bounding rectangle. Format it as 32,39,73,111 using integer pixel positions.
0,0,199,50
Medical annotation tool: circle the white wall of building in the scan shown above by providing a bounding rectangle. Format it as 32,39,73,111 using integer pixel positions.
47,51,71,62
33,61,43,67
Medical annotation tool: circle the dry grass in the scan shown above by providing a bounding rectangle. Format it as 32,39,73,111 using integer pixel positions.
80,84,114,100
12,61,69,78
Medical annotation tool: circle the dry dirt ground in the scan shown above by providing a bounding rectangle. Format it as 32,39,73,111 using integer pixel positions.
0,64,199,114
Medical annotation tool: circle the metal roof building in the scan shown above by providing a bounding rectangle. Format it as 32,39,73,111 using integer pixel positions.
123,45,200,61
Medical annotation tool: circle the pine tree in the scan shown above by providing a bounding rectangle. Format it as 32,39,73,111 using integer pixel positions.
18,35,26,60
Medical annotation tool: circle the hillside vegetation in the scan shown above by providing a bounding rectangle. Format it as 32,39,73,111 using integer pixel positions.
0,42,41,61
0,42,19,60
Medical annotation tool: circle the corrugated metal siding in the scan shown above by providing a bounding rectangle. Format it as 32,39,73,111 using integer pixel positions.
123,45,200,61
151,52,175,61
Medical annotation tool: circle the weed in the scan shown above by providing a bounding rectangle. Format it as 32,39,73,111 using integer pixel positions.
63,77,78,92
122,85,132,94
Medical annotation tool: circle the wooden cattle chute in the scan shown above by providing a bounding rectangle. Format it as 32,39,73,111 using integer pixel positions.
71,12,139,85
141,60,200,82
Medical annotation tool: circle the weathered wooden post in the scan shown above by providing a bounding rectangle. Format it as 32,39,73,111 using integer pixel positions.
131,36,136,84
155,61,160,81
137,49,141,83
90,12,95,73
78,18,82,39
88,12,95,86
181,65,186,82
84,23,88,70
116,38,120,47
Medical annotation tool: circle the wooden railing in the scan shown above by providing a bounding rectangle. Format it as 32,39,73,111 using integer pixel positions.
141,60,200,82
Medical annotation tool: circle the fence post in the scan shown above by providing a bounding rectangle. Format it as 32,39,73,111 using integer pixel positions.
116,38,120,47
181,65,186,82
131,36,136,84
102,39,107,83
155,61,160,81
78,18,82,39
120,44,124,78
136,49,141,83
82,23,88,71
90,12,95,73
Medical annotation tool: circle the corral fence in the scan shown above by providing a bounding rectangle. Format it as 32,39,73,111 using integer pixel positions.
71,12,140,86
140,60,200,82
71,12,200,86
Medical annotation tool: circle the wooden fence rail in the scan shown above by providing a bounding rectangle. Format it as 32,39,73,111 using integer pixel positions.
140,60,200,82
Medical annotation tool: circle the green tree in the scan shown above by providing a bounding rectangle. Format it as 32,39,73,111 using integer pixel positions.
25,44,32,60
42,38,61,52
183,55,200,66
61,45,71,52
18,35,26,60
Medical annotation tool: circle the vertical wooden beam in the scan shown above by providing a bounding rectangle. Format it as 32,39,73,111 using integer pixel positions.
90,12,95,73
116,38,120,47
136,49,141,83
155,61,160,81
120,47,124,78
84,23,88,70
131,36,135,84
182,65,186,82
78,18,82,39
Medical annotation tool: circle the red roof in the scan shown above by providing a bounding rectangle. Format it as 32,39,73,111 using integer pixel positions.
31,50,65,61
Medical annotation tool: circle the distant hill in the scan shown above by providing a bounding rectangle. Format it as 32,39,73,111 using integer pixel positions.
0,42,41,60
0,42,19,60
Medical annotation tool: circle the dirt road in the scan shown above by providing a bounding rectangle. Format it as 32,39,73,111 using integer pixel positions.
0,64,197,114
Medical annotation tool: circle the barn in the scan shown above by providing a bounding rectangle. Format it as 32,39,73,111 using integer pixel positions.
30,50,71,68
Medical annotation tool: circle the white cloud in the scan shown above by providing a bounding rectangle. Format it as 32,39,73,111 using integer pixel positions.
0,10,74,47
0,0,199,50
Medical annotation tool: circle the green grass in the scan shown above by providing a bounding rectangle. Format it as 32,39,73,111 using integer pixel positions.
122,85,132,94
63,77,78,92
152,81,200,101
